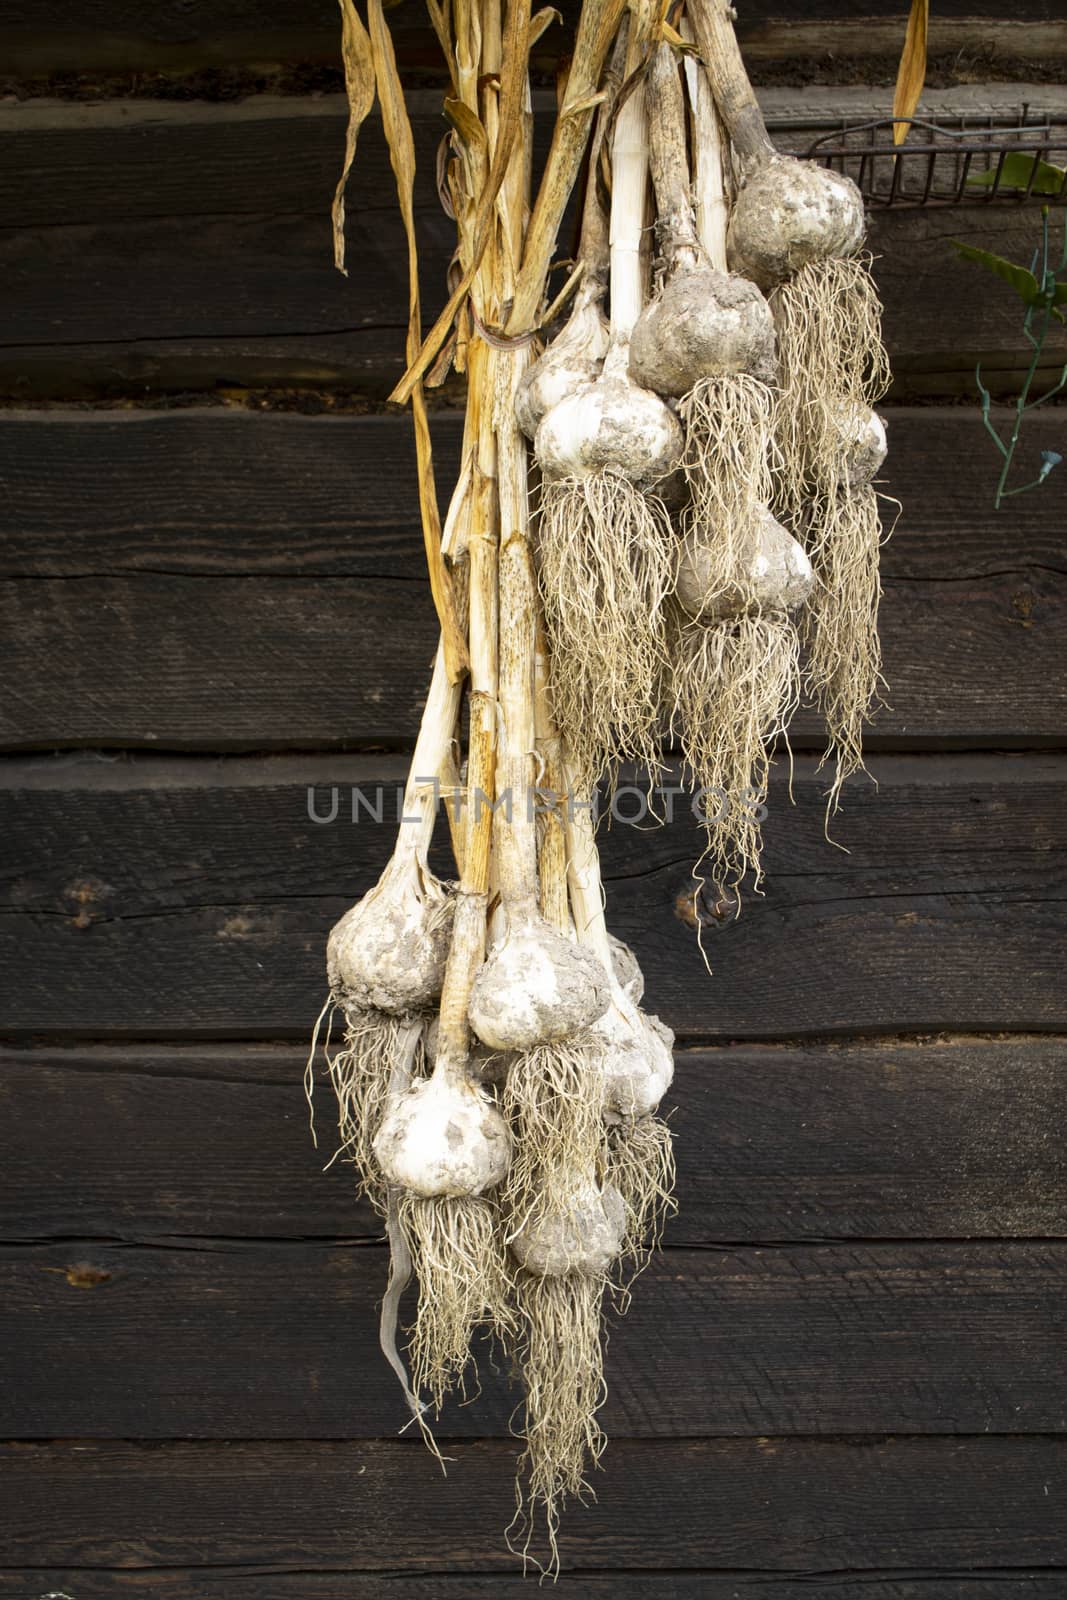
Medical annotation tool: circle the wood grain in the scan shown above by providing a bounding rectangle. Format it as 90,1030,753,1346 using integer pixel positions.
2,1437,1064,1572
1,1576,1061,1600
0,752,1063,1040
3,2,1062,75
0,409,1063,750
0,98,1062,399
3,1037,1065,1243
6,1238,1067,1438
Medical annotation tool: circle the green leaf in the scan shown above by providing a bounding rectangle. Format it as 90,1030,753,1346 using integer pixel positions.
966,152,1067,196
950,239,1042,305
1055,281,1067,305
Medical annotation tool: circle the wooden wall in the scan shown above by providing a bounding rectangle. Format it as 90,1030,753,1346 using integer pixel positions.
2,4,1067,1595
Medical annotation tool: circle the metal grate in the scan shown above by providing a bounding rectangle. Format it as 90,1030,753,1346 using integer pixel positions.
771,113,1067,208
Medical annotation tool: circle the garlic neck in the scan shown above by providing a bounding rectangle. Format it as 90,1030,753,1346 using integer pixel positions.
495,348,541,913
683,20,730,273
645,42,705,278
609,77,649,338
687,0,776,172
398,640,464,865
559,753,615,977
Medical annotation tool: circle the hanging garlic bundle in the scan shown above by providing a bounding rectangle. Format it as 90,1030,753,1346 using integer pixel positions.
512,25,619,442
534,2,683,791
688,0,890,805
630,40,776,531
475,356,610,1240
488,360,623,1563
307,538,466,1212
634,36,808,890
304,0,896,1570
371,329,516,1410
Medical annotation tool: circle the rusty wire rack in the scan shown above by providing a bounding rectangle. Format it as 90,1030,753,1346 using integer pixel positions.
771,113,1067,208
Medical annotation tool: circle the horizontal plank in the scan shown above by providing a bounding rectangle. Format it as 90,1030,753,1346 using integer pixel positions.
1,752,1063,1039
2,3,1063,76
0,97,1063,399
4,1037,1065,1243
742,17,1067,66
0,570,441,750
3,1437,1065,1572
6,1239,1067,1438
6,87,1065,229
5,408,1066,579
7,562,1062,750
1,1577,1061,1600
0,409,1063,750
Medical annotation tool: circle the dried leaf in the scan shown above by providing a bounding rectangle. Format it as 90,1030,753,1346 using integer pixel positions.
332,0,376,274
423,0,459,92
367,0,469,680
389,0,533,404
442,100,490,273
444,96,490,198
530,7,562,48
561,89,607,119
892,0,928,147
444,98,488,151
659,20,695,51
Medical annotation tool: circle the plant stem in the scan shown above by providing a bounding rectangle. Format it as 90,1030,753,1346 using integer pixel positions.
993,301,1053,509
645,41,702,272
494,347,542,913
436,340,500,1065
507,0,627,335
533,612,571,934
609,55,650,337
684,18,730,273
687,0,775,171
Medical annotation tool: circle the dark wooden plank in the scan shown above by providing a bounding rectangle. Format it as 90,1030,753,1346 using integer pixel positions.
0,410,1063,750
1,753,1063,1039
2,2,1061,76
6,91,1066,229
3,561,1062,751
4,408,1065,580
6,1238,1067,1438
0,1575,1060,1600
0,98,443,226
3,1437,1065,1572
0,570,443,750
0,98,1062,399
742,14,1067,64
4,1037,1065,1243
1,212,1059,403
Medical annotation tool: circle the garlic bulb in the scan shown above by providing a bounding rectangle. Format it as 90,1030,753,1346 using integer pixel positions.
629,42,776,399
685,0,865,290
515,281,610,440
469,906,611,1052
511,1178,627,1277
328,854,453,1015
595,983,675,1118
535,339,683,490
675,506,814,622
729,155,865,291
534,62,683,491
373,1064,510,1199
836,405,888,487
630,266,776,397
